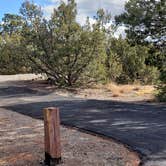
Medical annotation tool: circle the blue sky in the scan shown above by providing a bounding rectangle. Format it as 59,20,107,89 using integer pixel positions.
0,0,127,24
0,0,48,20
0,0,22,20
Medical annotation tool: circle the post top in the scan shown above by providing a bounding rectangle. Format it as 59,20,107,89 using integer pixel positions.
44,107,59,111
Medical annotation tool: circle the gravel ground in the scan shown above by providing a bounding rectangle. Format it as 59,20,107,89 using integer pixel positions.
0,108,140,166
0,74,43,82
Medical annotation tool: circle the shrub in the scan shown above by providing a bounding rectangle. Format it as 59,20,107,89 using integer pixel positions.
157,68,166,102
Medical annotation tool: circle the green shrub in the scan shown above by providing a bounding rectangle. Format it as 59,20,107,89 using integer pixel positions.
139,66,160,84
157,69,166,102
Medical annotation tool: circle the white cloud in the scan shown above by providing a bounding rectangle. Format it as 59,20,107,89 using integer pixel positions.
42,0,127,36
114,26,127,38
43,4,55,12
49,0,67,3
76,0,126,18
42,4,55,19
43,0,127,22
0,21,4,25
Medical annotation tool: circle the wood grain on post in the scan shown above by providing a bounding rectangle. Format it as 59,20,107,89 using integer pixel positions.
43,107,61,165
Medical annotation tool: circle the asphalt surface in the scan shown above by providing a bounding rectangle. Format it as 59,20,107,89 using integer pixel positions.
0,79,166,166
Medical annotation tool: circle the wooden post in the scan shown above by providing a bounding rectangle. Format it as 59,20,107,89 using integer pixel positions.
43,107,62,165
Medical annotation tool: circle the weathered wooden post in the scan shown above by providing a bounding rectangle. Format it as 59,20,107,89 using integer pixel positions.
43,107,62,165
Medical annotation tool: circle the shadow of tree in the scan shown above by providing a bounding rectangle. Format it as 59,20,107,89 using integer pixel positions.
0,80,54,98
0,86,38,98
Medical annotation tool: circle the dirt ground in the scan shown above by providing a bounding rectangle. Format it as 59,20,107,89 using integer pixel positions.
7,79,155,102
0,74,155,103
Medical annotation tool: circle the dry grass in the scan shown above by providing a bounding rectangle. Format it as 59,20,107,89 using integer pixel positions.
112,93,120,97
105,82,154,97
135,86,155,96
105,83,139,97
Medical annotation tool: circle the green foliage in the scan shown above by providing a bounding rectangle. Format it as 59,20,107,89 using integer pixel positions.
0,14,23,35
0,0,163,89
20,0,106,86
115,0,165,70
0,34,28,74
156,51,166,101
105,38,123,81
20,1,43,21
139,66,160,84
105,37,159,84
115,0,166,47
0,12,28,74
115,0,165,99
157,68,166,102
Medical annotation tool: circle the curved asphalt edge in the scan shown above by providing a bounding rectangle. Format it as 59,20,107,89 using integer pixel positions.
61,122,147,166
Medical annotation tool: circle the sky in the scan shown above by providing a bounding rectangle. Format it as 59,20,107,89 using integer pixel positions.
0,0,127,23
0,0,127,36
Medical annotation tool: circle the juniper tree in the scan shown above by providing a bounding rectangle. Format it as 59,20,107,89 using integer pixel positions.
20,0,106,86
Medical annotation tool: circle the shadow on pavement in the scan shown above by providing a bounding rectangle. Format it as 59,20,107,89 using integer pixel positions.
0,80,54,98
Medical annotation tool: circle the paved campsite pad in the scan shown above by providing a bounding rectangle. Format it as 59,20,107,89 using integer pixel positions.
0,108,139,166
0,75,166,166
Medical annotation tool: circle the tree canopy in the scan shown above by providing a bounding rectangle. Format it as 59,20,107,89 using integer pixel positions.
19,0,107,86
115,0,166,48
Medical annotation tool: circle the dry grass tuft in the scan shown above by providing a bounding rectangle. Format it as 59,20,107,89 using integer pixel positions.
133,87,140,91
135,86,155,96
112,94,120,97
105,82,154,97
105,83,137,97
